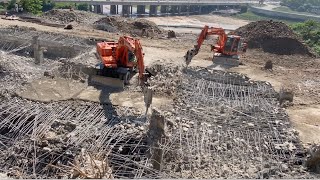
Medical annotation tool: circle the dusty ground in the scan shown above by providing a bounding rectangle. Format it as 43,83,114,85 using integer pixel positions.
1,13,319,147
144,14,249,33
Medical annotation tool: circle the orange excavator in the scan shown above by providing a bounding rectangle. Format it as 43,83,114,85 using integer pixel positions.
95,36,154,87
185,25,247,67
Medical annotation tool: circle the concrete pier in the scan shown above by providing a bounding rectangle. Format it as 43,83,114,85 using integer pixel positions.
110,5,117,14
160,5,168,14
122,5,130,17
149,5,157,16
137,5,146,15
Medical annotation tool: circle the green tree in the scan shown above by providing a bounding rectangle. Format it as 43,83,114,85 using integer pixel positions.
7,0,16,10
291,20,320,55
77,3,88,11
42,0,55,12
20,0,43,14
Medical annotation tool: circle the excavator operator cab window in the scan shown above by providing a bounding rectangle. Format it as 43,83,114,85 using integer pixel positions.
232,38,240,53
128,51,136,62
224,36,234,52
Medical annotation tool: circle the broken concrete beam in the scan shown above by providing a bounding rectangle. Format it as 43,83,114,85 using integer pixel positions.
148,108,165,171
33,36,44,65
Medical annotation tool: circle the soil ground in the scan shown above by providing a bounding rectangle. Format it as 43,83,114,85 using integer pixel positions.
0,13,319,147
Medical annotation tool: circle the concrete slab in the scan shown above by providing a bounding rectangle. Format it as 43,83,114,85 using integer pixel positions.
16,78,87,102
89,75,124,89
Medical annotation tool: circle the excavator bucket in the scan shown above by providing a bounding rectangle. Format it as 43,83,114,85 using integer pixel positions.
89,75,124,89
184,47,198,66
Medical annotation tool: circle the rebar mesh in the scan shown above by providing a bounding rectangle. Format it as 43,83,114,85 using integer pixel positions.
160,67,313,178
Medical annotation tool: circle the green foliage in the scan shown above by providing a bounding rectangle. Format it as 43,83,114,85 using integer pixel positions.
291,20,320,55
281,0,320,13
77,3,88,11
54,2,74,9
20,0,43,14
234,10,297,24
42,0,55,12
0,2,5,10
7,0,16,10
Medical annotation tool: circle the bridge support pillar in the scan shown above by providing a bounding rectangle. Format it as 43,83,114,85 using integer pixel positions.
137,5,146,15
122,5,130,17
178,5,181,15
170,5,178,15
199,5,202,14
149,5,157,17
110,5,117,14
160,5,167,15
93,5,102,14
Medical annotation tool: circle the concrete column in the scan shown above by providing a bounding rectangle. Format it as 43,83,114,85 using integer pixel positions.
199,5,202,14
149,5,157,17
116,5,118,14
181,5,187,13
110,5,117,14
100,5,104,14
89,4,93,12
170,5,178,14
190,5,197,15
187,5,190,16
148,109,165,171
122,5,130,17
33,36,44,65
137,5,146,16
178,5,181,15
160,5,167,14
93,5,102,14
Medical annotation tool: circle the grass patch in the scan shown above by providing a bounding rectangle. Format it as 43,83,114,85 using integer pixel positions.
273,6,318,16
233,10,300,25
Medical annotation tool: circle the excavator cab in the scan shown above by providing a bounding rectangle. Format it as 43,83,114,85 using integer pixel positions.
223,35,242,55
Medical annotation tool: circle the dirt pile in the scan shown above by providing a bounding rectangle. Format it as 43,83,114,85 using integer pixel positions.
41,9,101,24
94,17,165,36
234,20,313,56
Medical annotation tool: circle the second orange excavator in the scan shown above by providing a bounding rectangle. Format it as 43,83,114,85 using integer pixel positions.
185,25,247,67
94,36,154,87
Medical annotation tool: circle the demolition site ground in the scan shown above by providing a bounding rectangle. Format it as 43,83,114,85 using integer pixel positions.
0,9,320,179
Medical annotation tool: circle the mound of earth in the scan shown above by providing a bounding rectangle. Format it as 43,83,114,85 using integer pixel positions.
94,17,165,36
234,20,313,56
41,9,101,24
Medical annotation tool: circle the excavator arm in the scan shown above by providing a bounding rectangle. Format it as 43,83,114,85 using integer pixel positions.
185,25,227,66
134,39,146,83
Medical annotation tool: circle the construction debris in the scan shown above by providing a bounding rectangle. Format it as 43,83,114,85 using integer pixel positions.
94,17,165,36
306,144,320,173
41,9,102,24
167,30,176,38
64,24,73,30
264,60,273,70
234,20,314,56
279,87,294,106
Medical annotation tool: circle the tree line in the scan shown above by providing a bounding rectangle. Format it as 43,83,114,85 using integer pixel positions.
281,0,320,13
4,0,89,14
